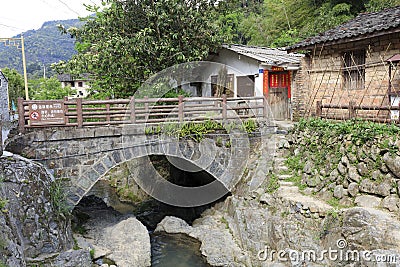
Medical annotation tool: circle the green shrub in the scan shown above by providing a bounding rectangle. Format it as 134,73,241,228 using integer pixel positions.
145,118,260,142
265,174,280,193
0,198,8,212
50,179,70,216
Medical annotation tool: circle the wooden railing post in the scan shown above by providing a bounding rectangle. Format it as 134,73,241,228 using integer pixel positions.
64,96,69,125
316,101,322,118
105,97,111,123
263,97,268,118
76,98,83,127
222,94,227,120
130,96,136,123
349,101,355,119
178,95,184,122
17,97,25,133
144,96,149,120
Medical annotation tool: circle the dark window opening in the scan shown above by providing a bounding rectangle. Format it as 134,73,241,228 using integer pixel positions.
343,50,365,90
237,75,255,97
211,74,234,97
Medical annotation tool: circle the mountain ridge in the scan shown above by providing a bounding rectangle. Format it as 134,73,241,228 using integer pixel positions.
0,18,81,78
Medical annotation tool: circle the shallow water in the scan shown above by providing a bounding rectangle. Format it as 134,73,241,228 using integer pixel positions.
151,233,210,267
82,180,212,267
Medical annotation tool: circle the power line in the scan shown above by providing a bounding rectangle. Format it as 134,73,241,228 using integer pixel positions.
55,0,82,17
0,23,24,31
38,0,72,17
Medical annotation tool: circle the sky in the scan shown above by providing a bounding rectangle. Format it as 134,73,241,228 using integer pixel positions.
0,0,103,37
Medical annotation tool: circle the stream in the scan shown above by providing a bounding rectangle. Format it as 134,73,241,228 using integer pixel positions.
74,180,211,267
151,233,210,267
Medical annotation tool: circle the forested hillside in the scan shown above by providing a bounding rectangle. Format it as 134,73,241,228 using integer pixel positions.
219,0,400,47
0,19,81,78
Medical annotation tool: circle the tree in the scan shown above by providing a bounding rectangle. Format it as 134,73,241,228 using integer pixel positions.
220,0,400,48
29,77,75,100
53,0,223,98
365,0,400,11
303,2,354,37
236,0,318,47
2,68,25,105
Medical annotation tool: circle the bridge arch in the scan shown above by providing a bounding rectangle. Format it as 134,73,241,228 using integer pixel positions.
5,124,252,208
71,141,233,207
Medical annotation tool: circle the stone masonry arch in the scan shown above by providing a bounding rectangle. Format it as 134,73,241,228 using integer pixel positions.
5,124,251,207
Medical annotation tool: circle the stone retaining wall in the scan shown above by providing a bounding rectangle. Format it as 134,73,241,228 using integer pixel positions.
285,125,400,214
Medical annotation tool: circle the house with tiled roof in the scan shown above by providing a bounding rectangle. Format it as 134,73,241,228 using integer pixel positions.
58,73,91,98
206,44,303,120
287,6,400,121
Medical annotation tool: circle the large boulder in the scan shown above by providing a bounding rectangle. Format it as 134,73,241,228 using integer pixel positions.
156,215,249,266
96,217,151,267
0,154,81,267
341,207,400,251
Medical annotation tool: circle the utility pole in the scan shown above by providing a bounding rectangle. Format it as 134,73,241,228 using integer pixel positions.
21,36,29,100
0,37,29,100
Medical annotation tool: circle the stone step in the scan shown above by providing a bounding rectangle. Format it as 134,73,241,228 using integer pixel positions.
279,181,294,186
276,184,299,194
276,174,292,180
274,165,289,172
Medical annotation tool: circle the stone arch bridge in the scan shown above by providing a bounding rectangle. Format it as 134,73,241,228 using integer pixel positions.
5,124,270,207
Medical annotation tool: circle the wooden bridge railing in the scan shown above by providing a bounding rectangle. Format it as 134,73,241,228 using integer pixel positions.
316,100,400,123
18,95,268,133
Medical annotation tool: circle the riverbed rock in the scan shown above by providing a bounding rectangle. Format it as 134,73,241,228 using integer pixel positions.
156,215,249,266
155,215,191,234
46,249,92,267
100,217,151,267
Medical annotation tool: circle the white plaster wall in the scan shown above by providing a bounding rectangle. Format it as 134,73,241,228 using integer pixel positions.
204,49,263,97
0,75,10,121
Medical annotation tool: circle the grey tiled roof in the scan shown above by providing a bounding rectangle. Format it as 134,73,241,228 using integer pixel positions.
58,73,91,81
289,5,400,50
222,44,303,66
57,74,72,81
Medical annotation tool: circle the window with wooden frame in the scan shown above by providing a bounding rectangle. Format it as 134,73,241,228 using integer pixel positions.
211,74,234,97
343,50,365,90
